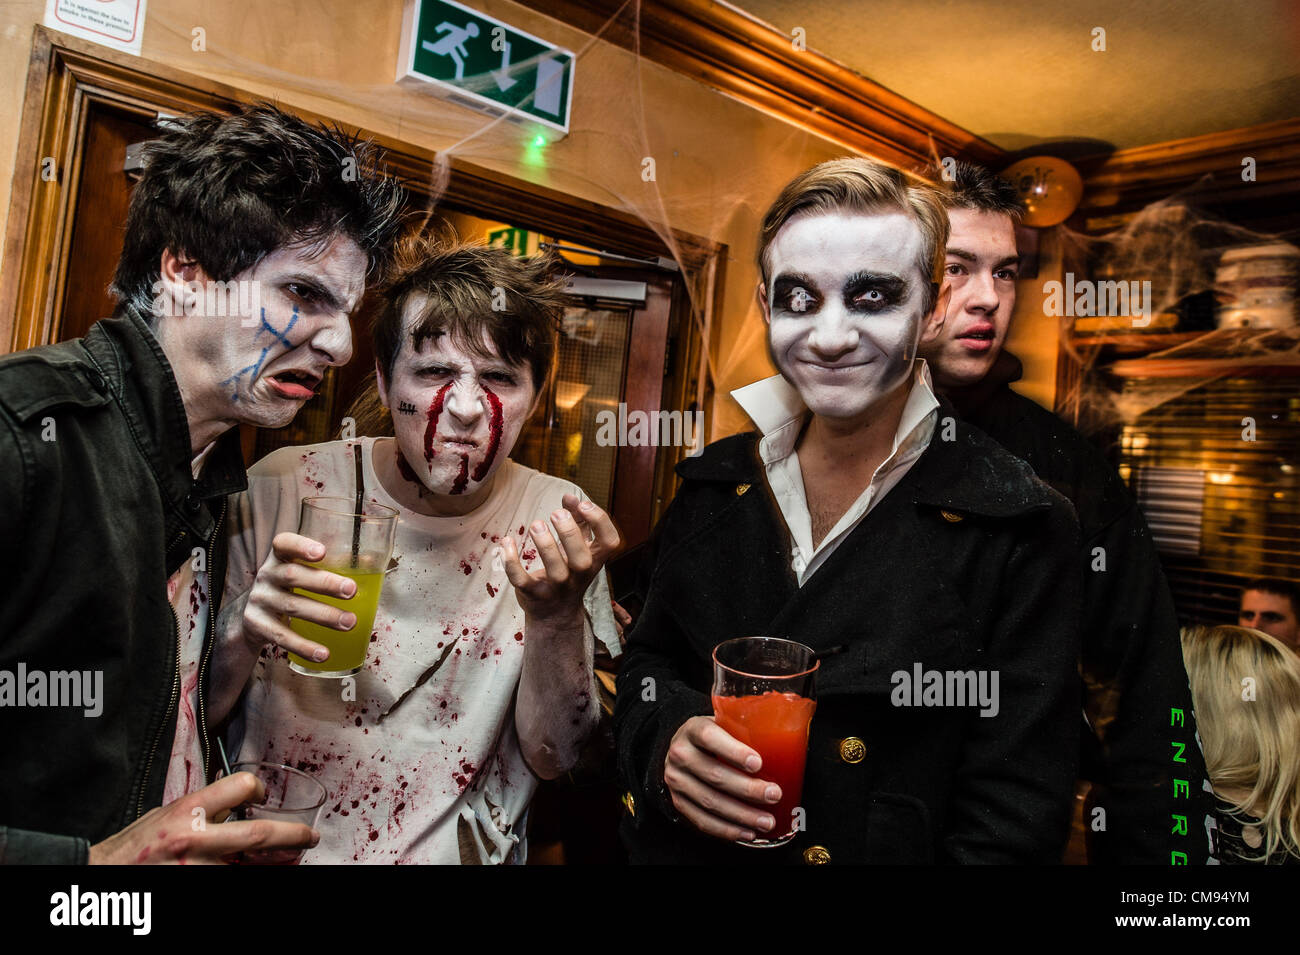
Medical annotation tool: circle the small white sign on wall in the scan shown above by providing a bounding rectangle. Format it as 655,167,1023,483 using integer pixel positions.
44,0,148,55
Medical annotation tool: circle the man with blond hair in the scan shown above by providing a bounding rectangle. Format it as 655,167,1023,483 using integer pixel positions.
615,158,1082,864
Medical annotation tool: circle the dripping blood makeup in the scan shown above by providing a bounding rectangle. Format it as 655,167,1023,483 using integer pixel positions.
444,385,501,495
450,455,470,495
423,382,452,467
380,330,536,503
470,389,503,483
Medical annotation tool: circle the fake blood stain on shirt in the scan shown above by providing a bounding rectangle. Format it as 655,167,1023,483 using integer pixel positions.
300,450,326,490
232,441,619,863
452,759,478,793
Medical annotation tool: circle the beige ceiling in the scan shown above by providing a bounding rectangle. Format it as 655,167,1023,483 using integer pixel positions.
732,0,1300,153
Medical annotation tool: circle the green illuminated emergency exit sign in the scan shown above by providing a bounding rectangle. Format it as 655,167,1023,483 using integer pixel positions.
397,0,575,134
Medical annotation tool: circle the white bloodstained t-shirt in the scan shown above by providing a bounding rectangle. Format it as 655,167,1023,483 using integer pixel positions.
224,437,620,864
162,441,217,804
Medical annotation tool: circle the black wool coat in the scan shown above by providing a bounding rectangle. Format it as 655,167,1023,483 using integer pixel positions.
614,413,1082,864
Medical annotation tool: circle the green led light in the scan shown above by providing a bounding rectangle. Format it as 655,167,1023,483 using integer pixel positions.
522,132,547,170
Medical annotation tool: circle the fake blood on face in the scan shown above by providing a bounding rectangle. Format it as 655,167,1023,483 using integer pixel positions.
450,454,469,495
396,449,420,485
470,387,503,481
423,383,452,467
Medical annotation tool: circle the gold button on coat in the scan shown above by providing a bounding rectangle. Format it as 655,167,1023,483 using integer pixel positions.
803,845,831,865
622,792,636,817
941,509,963,522
839,737,866,764
736,483,751,496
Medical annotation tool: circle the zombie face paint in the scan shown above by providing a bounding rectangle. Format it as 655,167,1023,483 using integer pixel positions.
381,319,535,500
156,234,366,432
761,210,943,426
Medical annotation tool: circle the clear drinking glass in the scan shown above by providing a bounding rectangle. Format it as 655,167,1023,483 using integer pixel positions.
225,761,328,865
711,636,818,848
287,496,398,678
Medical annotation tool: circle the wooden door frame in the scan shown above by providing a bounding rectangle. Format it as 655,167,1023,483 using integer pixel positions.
2,26,726,366
608,266,677,548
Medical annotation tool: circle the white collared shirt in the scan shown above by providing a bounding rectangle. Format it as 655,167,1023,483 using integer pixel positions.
730,361,940,587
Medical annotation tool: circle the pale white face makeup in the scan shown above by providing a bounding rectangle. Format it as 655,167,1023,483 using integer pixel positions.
156,234,366,436
378,307,537,502
759,210,944,425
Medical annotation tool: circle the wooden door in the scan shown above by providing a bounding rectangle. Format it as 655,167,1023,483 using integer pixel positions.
56,102,153,343
512,264,685,552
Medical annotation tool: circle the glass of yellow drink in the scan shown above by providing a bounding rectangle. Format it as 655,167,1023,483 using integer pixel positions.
287,496,398,678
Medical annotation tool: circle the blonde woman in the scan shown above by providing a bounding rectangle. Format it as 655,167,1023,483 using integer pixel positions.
1182,624,1300,864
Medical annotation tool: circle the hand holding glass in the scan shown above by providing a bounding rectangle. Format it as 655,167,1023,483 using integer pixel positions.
222,761,327,864
288,496,397,677
711,636,818,848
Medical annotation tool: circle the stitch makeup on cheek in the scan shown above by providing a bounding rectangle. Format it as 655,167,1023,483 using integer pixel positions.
470,388,504,482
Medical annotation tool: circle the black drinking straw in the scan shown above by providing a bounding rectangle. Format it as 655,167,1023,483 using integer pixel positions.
351,443,364,568
217,737,245,820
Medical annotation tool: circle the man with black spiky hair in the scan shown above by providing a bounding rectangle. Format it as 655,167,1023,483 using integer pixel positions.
0,103,405,864
920,159,1214,864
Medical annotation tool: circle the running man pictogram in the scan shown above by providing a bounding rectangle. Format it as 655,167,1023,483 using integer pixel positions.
422,21,481,80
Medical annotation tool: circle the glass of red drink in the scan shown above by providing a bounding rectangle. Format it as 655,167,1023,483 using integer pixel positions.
711,636,818,848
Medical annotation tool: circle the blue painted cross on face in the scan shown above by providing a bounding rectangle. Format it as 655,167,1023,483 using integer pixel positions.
219,305,299,401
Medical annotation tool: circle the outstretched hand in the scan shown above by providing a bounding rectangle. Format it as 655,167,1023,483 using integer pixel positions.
500,494,621,626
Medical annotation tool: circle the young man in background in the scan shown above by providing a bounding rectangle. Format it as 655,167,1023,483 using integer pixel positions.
920,160,1213,864
1239,577,1300,653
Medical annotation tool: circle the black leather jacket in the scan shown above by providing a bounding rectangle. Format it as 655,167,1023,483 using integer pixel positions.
0,309,246,863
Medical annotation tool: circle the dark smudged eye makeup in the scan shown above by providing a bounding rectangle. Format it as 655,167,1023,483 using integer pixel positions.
286,283,318,305
774,284,818,313
843,272,907,311
772,272,910,316
852,288,888,308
